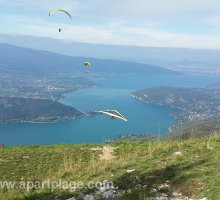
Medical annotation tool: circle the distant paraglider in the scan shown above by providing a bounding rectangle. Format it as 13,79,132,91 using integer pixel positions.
49,8,72,19
84,62,91,67
49,8,72,32
95,110,128,122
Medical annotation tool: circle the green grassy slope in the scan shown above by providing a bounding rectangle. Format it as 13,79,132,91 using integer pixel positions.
0,135,219,200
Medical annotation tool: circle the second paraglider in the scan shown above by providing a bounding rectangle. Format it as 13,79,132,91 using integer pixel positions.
84,62,91,67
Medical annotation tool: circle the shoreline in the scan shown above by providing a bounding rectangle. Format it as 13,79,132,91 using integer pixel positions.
130,94,185,133
130,94,190,113
0,113,89,125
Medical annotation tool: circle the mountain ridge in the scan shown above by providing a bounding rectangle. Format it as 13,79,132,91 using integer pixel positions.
0,42,177,76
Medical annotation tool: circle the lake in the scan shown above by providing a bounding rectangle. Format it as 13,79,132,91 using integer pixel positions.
0,73,220,146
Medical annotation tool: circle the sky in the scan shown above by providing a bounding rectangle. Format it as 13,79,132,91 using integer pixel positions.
1,0,220,49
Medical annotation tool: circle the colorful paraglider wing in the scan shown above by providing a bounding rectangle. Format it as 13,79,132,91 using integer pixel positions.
49,8,72,19
96,110,128,122
84,62,91,67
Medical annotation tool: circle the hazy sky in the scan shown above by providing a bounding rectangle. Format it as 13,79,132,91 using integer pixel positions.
1,0,220,49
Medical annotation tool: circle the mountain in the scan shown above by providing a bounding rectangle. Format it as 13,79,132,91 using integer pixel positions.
131,85,220,122
0,97,83,123
0,43,177,76
1,33,220,69
169,116,220,139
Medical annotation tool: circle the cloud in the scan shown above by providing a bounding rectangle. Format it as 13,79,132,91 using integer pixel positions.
1,0,220,49
4,19,219,49
70,0,220,23
2,0,220,23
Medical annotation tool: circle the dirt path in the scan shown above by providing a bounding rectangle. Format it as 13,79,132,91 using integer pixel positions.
91,146,116,161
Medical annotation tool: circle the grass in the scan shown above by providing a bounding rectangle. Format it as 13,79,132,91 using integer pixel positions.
0,135,219,200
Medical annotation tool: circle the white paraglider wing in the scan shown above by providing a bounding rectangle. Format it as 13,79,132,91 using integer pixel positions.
49,8,72,19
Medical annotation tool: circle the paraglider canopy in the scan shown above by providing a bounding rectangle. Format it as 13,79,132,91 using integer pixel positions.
84,62,91,67
95,110,128,122
49,8,72,19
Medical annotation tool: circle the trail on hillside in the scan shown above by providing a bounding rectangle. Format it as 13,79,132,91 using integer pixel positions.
91,145,116,160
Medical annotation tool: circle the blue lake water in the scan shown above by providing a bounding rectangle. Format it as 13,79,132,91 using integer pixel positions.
0,73,220,146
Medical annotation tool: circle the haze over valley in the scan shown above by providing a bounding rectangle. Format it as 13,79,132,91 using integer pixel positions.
1,34,220,75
